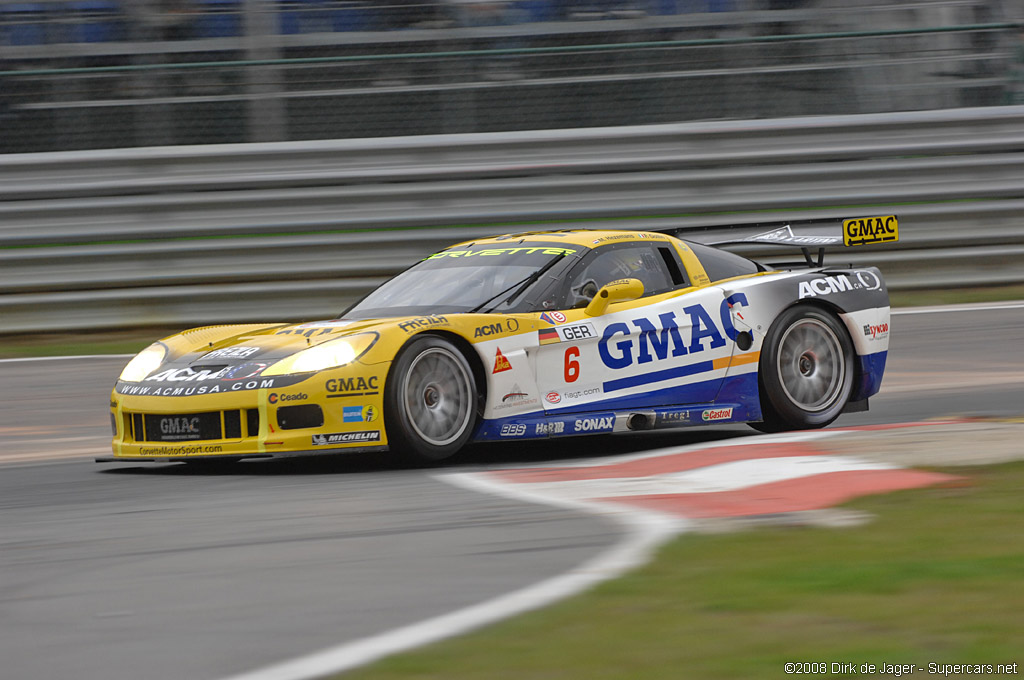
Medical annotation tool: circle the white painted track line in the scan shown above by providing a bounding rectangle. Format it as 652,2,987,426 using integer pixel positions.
217,476,682,680
892,301,1024,315
511,455,896,500
0,354,133,364
212,428,896,680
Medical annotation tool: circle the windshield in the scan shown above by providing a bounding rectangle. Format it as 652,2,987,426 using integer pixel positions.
344,242,584,319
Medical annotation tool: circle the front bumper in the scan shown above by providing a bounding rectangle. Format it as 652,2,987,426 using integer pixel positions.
105,367,389,461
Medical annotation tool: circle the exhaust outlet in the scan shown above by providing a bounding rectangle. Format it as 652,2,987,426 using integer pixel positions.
626,412,655,431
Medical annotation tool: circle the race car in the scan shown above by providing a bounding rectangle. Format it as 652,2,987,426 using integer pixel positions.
99,216,896,464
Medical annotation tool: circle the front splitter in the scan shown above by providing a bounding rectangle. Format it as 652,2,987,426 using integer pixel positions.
95,445,389,463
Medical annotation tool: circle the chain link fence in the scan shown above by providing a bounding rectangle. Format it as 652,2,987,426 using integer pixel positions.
1,0,1021,152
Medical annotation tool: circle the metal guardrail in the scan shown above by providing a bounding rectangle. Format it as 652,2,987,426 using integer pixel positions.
2,105,1024,333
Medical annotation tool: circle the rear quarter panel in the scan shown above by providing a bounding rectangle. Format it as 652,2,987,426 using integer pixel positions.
722,267,890,401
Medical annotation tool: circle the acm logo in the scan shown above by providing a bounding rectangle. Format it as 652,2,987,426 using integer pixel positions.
474,318,521,338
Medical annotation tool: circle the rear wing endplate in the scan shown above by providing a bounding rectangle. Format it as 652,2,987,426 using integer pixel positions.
656,215,899,268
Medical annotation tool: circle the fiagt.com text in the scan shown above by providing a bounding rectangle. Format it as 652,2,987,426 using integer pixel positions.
784,663,1018,676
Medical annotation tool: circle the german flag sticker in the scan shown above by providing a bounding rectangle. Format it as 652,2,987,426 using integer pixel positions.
843,215,899,246
538,328,560,345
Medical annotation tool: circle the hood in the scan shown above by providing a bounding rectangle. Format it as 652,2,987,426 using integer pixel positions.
118,318,395,390
174,319,386,365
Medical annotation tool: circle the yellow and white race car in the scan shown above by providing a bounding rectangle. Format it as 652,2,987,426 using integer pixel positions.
100,217,895,464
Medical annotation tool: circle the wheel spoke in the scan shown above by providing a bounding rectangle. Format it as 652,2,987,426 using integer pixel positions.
402,345,474,447
795,379,813,404
777,317,847,412
437,401,458,424
423,414,443,438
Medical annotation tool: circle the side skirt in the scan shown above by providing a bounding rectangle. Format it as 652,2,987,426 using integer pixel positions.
474,402,760,443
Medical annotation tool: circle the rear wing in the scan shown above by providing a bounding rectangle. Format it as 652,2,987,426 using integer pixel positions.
656,215,899,268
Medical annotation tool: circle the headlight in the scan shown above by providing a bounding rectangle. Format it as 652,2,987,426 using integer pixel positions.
262,333,378,376
118,343,167,382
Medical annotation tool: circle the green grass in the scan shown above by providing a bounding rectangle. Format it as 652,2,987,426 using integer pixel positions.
888,284,1024,309
0,328,182,359
341,463,1024,680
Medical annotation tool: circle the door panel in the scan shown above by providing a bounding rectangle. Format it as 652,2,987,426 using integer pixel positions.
535,288,737,413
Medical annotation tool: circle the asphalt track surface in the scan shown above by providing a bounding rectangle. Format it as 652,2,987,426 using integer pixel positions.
2,303,1023,680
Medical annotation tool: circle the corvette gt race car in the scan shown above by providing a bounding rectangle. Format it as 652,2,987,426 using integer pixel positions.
100,215,896,464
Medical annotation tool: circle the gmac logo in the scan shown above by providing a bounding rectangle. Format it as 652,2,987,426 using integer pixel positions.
843,215,898,247
160,416,200,435
598,297,746,370
326,377,379,394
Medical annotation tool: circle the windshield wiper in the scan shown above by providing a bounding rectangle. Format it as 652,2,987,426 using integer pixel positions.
469,253,568,314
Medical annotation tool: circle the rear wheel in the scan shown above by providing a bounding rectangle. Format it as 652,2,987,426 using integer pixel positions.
385,335,479,463
752,306,854,433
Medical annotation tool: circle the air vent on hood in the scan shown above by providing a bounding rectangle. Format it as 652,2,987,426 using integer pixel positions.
187,364,229,372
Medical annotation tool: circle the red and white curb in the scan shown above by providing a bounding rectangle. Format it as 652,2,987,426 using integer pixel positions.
219,424,958,680
469,429,957,521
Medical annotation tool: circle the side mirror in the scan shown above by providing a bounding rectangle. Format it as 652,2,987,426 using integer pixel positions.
584,278,645,317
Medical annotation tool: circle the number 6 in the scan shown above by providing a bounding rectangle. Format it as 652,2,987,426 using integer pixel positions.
564,346,580,383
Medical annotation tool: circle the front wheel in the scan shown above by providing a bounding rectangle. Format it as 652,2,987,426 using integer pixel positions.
385,335,479,463
753,306,854,433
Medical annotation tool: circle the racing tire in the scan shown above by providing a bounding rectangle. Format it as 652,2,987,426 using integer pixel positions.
752,306,854,433
385,335,480,464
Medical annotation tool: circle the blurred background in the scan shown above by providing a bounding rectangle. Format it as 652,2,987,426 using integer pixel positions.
1,0,1023,332
1,0,1020,149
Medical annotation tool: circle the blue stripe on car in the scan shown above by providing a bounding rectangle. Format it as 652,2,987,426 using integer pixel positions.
602,359,715,393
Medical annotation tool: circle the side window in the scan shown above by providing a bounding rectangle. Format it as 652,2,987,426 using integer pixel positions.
564,244,675,308
658,245,689,288
685,240,761,282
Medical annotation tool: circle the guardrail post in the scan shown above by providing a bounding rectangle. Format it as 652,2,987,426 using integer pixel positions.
243,0,287,143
